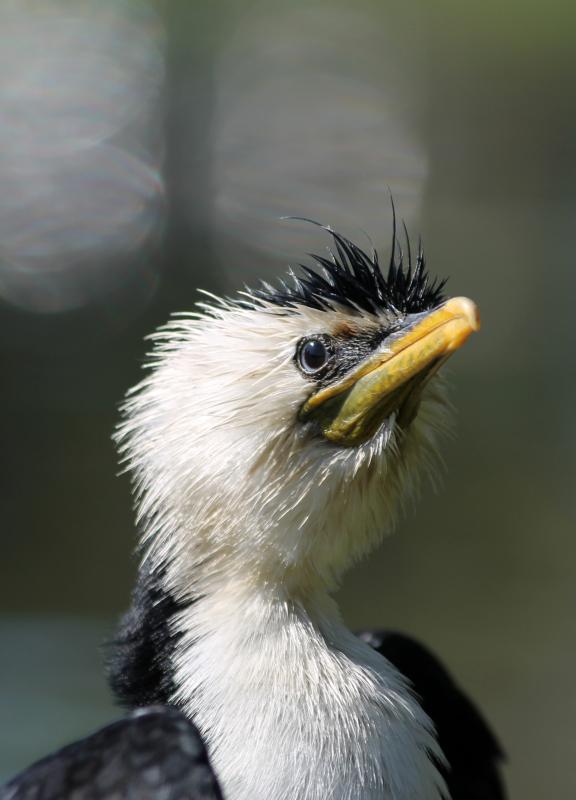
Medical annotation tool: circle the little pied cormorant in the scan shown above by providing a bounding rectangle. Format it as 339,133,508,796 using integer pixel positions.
2,220,505,800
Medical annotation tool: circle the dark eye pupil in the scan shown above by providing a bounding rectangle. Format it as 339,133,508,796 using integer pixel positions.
300,339,327,372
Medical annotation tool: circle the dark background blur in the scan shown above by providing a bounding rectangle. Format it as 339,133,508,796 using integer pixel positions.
1,1,575,796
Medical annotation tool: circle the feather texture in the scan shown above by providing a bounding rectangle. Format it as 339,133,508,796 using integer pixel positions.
1,707,223,800
247,218,446,315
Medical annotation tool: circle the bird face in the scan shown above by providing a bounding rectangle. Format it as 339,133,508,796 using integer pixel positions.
118,226,479,593
296,296,478,446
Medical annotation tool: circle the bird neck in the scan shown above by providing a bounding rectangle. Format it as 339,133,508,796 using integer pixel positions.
169,576,444,800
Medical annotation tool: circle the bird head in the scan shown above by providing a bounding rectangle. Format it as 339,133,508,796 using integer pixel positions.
117,223,479,598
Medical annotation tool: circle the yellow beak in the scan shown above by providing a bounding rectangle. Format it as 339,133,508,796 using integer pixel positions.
299,297,480,447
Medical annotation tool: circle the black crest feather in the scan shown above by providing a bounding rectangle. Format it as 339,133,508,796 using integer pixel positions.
248,215,446,315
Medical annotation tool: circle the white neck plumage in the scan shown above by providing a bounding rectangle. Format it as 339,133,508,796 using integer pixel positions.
167,569,447,800
129,385,451,798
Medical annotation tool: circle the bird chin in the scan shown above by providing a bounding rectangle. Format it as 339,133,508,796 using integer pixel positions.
367,412,399,452
309,370,430,451
359,389,424,452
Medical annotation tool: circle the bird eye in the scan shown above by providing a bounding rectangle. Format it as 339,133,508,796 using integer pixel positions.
297,337,331,375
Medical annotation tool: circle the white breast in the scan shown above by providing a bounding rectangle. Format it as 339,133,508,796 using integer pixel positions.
171,589,447,800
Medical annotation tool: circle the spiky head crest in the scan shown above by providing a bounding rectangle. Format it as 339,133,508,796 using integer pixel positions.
247,215,446,315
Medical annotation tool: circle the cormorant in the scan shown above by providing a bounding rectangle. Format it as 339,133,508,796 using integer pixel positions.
2,221,505,800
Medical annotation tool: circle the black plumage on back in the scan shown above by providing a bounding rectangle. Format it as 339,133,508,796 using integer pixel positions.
107,566,186,709
1,707,223,800
361,630,506,800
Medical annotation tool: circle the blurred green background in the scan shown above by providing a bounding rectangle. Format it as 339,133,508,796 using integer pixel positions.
1,1,575,797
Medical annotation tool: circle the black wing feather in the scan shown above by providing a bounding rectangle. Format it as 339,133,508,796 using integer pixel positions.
1,706,223,800
107,565,187,709
361,630,506,800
